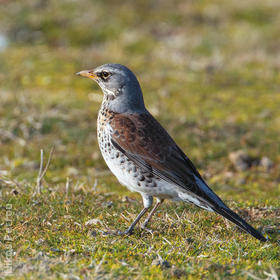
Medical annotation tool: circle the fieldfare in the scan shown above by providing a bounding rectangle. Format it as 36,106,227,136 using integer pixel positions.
76,64,266,242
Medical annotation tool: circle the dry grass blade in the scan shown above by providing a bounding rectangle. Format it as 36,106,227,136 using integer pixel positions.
33,145,55,196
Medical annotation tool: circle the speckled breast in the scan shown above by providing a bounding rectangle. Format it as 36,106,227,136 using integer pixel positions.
96,105,158,193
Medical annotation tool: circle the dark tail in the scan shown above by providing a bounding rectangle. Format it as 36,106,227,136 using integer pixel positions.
213,206,267,242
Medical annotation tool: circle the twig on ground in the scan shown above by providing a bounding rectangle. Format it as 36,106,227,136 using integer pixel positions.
33,145,55,196
65,177,70,198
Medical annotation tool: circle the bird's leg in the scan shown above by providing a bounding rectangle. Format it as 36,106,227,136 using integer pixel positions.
141,198,164,229
117,194,153,235
117,207,149,235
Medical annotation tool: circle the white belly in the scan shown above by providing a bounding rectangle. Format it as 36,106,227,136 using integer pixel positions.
97,120,213,212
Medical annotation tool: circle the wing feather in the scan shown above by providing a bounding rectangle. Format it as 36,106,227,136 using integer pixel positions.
110,112,225,208
109,112,267,241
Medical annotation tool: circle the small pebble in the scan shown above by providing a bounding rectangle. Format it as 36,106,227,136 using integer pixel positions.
260,157,273,170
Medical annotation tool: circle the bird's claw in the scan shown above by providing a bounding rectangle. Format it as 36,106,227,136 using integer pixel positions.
116,229,134,236
101,229,134,236
100,230,115,236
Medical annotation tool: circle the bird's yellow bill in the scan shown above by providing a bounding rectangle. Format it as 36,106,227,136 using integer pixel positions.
76,70,97,79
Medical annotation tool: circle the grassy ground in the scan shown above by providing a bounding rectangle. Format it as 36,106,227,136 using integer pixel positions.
0,0,280,279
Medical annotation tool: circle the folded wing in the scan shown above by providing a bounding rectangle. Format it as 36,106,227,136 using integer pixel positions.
110,112,224,207
109,112,266,241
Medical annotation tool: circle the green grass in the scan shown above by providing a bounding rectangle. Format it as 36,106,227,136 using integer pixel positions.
0,0,280,279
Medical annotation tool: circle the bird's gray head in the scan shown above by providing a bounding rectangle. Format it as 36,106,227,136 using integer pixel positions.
76,64,145,113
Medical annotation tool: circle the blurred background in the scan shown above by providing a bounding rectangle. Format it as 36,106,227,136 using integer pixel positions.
1,0,280,188
0,1,280,278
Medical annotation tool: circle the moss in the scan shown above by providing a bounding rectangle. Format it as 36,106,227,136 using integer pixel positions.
0,0,280,279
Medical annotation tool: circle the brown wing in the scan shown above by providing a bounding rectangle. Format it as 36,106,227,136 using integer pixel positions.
109,112,267,242
109,112,225,207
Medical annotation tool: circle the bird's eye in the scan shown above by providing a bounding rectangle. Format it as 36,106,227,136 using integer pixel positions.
100,71,111,80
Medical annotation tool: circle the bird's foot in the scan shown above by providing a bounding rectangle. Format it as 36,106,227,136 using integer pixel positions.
116,229,134,236
100,230,116,236
101,229,134,236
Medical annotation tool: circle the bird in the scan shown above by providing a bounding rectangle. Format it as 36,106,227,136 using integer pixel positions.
76,63,266,242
